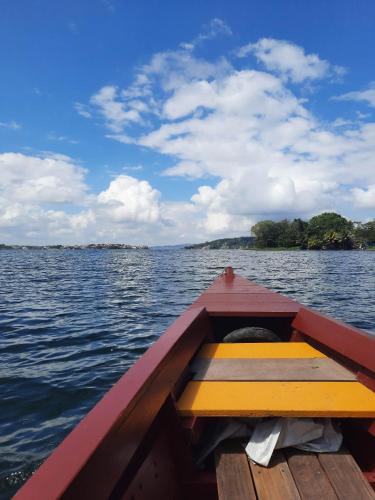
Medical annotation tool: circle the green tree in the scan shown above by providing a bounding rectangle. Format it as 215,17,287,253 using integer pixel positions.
353,220,375,248
251,218,308,248
251,220,279,247
306,212,354,249
284,218,308,248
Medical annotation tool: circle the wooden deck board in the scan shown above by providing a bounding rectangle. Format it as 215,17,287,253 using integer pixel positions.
177,381,375,417
318,450,375,499
215,441,257,500
197,342,327,359
249,451,301,500
191,358,356,381
285,449,338,500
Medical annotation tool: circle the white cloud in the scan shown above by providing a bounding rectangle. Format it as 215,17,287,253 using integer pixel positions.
121,164,143,172
47,133,79,144
74,102,92,118
237,38,345,82
352,185,375,208
0,152,87,204
90,86,143,132
163,161,206,179
0,120,21,130
179,17,232,52
334,82,375,108
0,153,168,244
141,50,232,93
97,175,161,223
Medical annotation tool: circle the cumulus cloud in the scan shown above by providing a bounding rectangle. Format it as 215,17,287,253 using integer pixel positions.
0,153,168,244
80,47,232,130
0,152,88,204
237,38,345,82
0,153,91,241
352,185,375,208
334,82,375,108
97,175,161,223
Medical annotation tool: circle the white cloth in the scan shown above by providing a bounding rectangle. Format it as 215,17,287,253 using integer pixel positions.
245,418,341,466
196,417,343,467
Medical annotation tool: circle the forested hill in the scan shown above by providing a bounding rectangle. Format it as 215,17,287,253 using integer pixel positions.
251,213,375,250
185,213,375,251
185,237,255,249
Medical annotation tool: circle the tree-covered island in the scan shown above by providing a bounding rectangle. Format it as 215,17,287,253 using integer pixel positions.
186,213,375,250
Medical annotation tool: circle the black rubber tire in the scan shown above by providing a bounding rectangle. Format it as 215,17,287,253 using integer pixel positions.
222,327,281,343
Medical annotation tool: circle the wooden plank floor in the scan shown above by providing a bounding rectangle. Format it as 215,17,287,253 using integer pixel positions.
215,441,257,500
249,451,301,499
215,443,375,500
285,449,338,500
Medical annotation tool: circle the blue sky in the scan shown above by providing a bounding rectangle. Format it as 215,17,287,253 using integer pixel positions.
1,0,375,244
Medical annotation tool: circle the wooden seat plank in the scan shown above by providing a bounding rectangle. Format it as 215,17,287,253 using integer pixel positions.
249,450,301,500
197,343,326,359
285,450,338,500
177,381,375,417
318,449,375,500
191,358,356,381
215,441,257,500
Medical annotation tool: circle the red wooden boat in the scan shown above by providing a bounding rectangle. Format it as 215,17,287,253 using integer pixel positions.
15,268,375,499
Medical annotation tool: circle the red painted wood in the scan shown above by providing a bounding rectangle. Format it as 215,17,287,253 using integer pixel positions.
205,275,269,294
119,398,194,500
196,293,297,304
364,472,375,488
292,307,375,374
121,429,183,500
341,422,375,479
181,417,206,445
290,329,305,342
207,286,273,294
185,472,218,500
357,370,375,393
196,273,300,316
15,307,210,500
192,301,300,317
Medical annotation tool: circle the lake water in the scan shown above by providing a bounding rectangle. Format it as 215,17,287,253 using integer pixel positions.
1,249,374,498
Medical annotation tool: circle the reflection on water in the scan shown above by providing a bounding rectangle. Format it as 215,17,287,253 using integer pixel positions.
0,248,374,498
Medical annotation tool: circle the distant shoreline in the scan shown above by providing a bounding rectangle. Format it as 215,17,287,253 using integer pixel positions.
0,243,148,250
186,246,375,251
184,236,375,251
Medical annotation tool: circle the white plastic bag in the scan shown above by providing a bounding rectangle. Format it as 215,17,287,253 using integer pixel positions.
276,418,324,449
245,418,283,466
245,418,325,466
295,419,343,453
